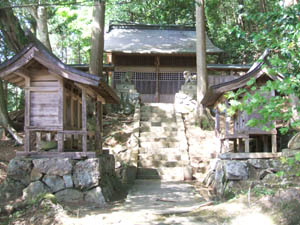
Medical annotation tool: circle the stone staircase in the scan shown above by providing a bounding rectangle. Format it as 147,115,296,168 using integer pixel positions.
136,103,191,181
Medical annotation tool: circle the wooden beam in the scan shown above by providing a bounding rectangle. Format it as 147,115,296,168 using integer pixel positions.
26,87,60,92
219,152,282,160
7,75,23,84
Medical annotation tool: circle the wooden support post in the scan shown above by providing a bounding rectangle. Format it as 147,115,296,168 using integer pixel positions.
245,137,250,153
24,77,31,152
36,132,41,151
95,101,103,153
215,109,220,137
46,133,51,142
233,139,237,153
255,137,260,153
70,87,74,149
155,56,160,103
224,139,230,152
220,139,223,153
263,136,268,152
225,100,229,136
82,89,87,152
59,80,64,128
272,134,277,153
57,133,64,152
238,138,243,152
24,129,30,152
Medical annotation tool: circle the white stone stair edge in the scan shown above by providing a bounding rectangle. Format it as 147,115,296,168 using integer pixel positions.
175,109,190,163
128,103,141,167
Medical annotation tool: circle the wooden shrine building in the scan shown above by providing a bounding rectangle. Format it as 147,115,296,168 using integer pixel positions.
104,23,249,103
202,50,281,157
0,35,119,158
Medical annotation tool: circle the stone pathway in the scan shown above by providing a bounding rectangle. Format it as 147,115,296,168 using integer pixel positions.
70,180,206,225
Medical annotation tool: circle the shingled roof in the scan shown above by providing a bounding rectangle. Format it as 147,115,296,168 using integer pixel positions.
201,50,281,107
0,31,119,104
104,24,223,54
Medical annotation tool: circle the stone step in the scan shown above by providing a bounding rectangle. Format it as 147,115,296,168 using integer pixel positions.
136,167,161,179
138,153,182,161
136,166,188,181
140,141,181,149
140,131,178,138
140,126,178,133
138,159,189,168
139,147,186,155
139,136,180,143
140,120,177,127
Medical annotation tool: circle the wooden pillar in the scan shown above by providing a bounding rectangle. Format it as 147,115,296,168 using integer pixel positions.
95,100,103,153
255,137,260,153
24,77,30,152
155,56,160,103
224,139,230,152
82,89,87,152
70,87,74,149
225,100,229,136
272,134,277,153
36,132,41,151
215,108,220,137
24,130,30,153
57,132,64,152
58,81,64,152
233,139,237,153
263,136,268,152
245,137,250,153
238,138,243,152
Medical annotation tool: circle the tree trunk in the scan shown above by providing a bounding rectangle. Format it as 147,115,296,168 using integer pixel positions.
0,79,23,144
0,0,27,144
196,0,207,116
89,0,106,78
0,0,27,52
29,5,52,51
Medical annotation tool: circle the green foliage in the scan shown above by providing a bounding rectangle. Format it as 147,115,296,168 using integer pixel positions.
252,186,275,197
223,3,300,133
106,0,195,25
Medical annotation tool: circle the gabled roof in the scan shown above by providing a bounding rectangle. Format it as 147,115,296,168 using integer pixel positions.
202,50,281,107
0,32,119,104
104,24,223,55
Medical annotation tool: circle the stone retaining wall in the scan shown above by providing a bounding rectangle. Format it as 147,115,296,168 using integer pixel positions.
209,158,294,198
6,154,126,207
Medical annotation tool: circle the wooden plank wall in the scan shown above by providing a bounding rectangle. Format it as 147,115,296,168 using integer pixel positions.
29,73,60,127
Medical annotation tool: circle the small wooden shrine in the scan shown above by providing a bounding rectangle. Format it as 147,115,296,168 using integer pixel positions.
202,51,280,156
0,35,119,158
